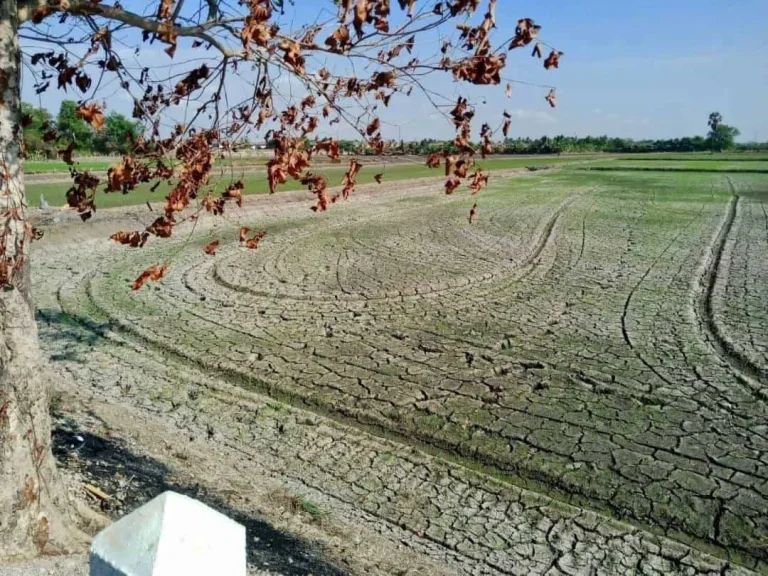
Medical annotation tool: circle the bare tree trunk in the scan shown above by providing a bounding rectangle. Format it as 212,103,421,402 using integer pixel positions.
0,0,86,559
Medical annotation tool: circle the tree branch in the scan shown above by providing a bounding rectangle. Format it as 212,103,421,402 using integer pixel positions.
18,0,246,59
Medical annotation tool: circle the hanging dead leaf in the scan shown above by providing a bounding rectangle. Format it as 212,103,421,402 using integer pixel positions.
469,168,489,194
222,180,244,207
76,102,106,131
110,231,149,248
242,230,266,249
444,176,461,195
353,0,370,38
545,88,556,108
325,25,352,53
132,264,168,290
544,51,563,70
204,240,220,255
469,202,478,223
58,142,76,165
146,216,175,238
426,153,441,168
509,18,541,49
366,117,381,136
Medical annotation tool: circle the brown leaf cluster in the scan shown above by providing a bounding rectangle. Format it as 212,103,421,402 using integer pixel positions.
349,0,393,39
301,173,330,212
106,157,151,194
166,130,216,220
469,168,489,194
174,65,209,102
453,52,505,85
146,216,175,238
242,0,275,56
267,136,311,194
280,41,306,75
13,0,569,290
509,18,541,49
222,180,244,208
451,3,505,87
65,170,100,221
325,25,352,53
110,231,149,248
312,139,340,160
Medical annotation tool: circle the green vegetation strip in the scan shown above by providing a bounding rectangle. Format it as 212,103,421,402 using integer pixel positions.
25,156,582,209
579,166,768,174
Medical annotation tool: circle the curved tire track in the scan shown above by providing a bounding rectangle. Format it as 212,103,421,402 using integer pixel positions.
694,181,768,395
620,199,707,390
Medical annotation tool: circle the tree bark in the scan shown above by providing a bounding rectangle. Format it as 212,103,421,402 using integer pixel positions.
0,0,86,559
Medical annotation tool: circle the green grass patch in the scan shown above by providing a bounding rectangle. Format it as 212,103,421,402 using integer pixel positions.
25,155,588,209
581,158,768,173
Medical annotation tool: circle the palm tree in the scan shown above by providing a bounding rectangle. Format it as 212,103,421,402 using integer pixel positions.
708,112,722,131
707,112,723,153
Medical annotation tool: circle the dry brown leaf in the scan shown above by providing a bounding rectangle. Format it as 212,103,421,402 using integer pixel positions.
545,88,556,108
366,117,381,136
110,231,149,248
444,176,461,195
426,153,441,168
243,230,266,249
132,264,168,290
58,142,76,165
204,240,220,255
544,50,563,70
469,202,478,223
76,102,106,131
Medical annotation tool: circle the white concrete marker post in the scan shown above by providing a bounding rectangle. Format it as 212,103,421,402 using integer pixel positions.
90,491,246,576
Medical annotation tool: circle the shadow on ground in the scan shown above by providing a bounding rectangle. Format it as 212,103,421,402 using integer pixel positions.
37,308,117,364
52,416,348,576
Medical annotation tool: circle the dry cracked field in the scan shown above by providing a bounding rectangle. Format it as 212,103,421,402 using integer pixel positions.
32,165,768,575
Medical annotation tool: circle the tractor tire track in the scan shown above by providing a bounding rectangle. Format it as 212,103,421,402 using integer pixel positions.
693,179,768,396
620,199,706,390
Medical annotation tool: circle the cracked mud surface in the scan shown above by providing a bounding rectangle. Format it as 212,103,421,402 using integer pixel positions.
32,170,768,574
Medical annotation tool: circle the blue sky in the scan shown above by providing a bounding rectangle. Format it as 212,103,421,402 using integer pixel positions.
20,0,768,142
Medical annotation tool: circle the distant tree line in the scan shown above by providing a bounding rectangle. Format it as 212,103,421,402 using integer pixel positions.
25,104,763,159
22,100,142,158
330,134,766,157
330,113,761,156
